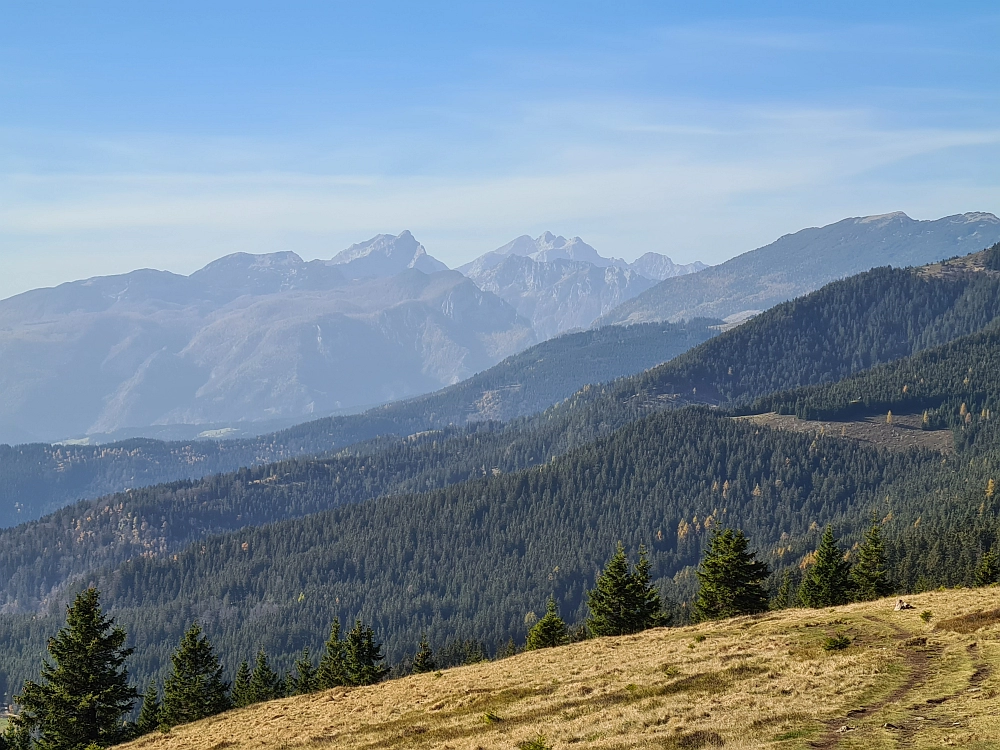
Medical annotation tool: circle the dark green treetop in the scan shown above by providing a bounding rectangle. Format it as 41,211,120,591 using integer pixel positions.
11,587,137,750
975,547,1000,587
135,681,162,737
231,661,253,708
586,542,665,636
694,528,770,620
289,649,318,695
799,526,852,608
411,634,436,674
525,597,570,650
248,648,283,703
317,618,347,689
345,620,388,686
850,516,892,601
160,624,230,727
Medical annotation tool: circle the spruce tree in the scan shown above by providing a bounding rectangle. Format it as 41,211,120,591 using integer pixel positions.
161,624,230,727
525,597,570,650
317,618,347,689
586,542,665,636
248,648,283,703
136,681,162,736
231,661,253,708
771,570,795,610
11,587,137,750
344,620,388,686
850,517,891,601
693,528,770,620
975,548,1000,586
411,634,436,674
799,526,852,608
290,649,318,695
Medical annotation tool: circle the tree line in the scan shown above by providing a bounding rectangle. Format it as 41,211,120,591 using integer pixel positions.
1,543,669,750
9,514,992,750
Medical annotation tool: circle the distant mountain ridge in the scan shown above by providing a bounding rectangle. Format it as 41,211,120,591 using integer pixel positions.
459,232,705,336
598,211,1000,325
0,232,534,444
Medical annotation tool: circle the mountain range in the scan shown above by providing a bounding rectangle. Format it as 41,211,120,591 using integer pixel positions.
599,211,1000,325
3,212,999,447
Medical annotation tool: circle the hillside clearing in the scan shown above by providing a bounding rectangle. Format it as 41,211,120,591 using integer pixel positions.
736,412,953,454
121,589,1000,750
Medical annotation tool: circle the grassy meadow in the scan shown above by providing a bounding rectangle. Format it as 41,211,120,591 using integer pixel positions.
120,588,1000,750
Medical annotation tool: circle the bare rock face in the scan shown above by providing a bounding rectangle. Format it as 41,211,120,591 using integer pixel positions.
0,235,532,444
458,233,704,338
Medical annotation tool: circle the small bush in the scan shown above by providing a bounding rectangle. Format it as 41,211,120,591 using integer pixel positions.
823,633,851,651
482,711,503,724
518,735,552,750
920,610,933,623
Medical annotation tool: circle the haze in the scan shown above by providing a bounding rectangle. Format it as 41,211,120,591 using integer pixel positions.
2,1,999,300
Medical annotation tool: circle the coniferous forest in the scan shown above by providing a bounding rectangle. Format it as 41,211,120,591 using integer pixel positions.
3,248,1000,743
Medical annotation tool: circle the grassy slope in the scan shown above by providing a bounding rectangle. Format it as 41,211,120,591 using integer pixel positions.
122,589,1000,750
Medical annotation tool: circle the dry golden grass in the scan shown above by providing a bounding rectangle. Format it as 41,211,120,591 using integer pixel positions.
121,588,1000,750
736,412,953,454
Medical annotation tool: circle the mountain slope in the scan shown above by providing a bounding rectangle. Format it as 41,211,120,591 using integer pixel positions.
0,234,532,444
0,320,717,527
5,253,1000,693
599,211,1000,325
459,232,704,337
119,588,1000,750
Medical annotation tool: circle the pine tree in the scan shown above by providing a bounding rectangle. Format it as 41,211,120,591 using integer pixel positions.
975,548,1000,586
344,620,388,686
11,587,137,750
161,624,230,727
799,526,852,608
411,634,436,674
248,648,283,703
231,661,253,708
289,649,318,695
693,528,770,620
586,542,665,636
317,618,348,689
136,681,162,736
525,597,569,650
850,517,891,601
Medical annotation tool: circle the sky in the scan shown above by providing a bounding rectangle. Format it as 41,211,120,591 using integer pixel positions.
1,1,999,299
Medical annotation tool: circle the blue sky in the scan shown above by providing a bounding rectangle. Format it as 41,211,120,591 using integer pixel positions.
1,1,999,298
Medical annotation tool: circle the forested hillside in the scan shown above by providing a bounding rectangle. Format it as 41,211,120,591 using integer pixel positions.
0,320,716,527
5,250,1000,703
615,264,1000,407
0,407,964,701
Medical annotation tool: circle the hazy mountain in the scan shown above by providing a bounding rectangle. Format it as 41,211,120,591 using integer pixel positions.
459,232,704,337
329,230,449,278
598,212,1000,325
0,235,532,444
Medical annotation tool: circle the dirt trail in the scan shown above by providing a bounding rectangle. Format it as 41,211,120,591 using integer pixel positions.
809,619,933,749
